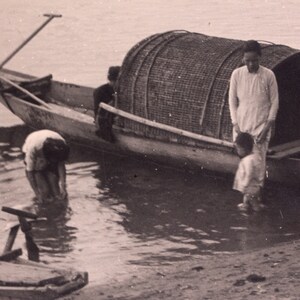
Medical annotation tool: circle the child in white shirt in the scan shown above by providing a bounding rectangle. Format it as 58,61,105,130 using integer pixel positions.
233,132,265,212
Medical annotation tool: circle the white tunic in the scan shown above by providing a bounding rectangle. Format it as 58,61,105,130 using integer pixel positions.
233,153,261,195
229,65,279,138
22,130,65,171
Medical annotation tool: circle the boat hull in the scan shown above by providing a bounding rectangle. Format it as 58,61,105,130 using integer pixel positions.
0,92,114,150
0,69,299,187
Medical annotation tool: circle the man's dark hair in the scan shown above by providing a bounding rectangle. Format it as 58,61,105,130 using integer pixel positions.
243,40,261,56
107,66,121,82
235,132,254,153
43,138,70,162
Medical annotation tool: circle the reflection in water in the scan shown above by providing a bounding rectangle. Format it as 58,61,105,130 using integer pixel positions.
1,125,300,283
32,199,76,259
88,150,300,265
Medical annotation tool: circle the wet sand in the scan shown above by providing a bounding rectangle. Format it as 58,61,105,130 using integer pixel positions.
64,239,300,300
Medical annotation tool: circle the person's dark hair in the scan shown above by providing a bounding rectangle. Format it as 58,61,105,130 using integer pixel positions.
235,132,254,153
243,40,261,56
107,66,121,82
43,138,70,162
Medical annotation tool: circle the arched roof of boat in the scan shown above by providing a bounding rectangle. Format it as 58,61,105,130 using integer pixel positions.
116,31,300,143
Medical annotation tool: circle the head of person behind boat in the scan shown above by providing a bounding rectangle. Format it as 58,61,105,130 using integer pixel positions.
242,40,261,74
93,66,121,142
93,66,121,119
22,130,70,202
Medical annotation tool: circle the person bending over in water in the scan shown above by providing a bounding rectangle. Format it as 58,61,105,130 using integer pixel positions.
22,129,70,202
233,132,265,212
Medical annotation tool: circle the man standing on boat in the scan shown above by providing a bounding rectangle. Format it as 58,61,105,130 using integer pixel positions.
22,130,70,202
93,66,120,142
229,40,279,191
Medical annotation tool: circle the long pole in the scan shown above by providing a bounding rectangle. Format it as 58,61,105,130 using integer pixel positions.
100,102,234,148
0,13,62,69
0,75,52,109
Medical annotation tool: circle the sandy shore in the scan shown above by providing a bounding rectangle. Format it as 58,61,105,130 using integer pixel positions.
63,239,300,300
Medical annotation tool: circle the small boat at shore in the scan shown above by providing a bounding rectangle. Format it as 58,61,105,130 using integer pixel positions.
1,31,300,186
0,259,88,300
0,206,88,299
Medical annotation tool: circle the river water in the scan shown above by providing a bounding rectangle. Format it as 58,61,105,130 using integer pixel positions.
1,0,300,286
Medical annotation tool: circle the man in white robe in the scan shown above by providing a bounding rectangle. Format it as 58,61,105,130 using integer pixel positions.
229,40,279,188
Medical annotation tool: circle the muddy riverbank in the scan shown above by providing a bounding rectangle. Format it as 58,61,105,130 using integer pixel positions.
64,239,300,299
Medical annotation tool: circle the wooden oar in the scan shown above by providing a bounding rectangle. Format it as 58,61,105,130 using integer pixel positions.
0,75,51,109
0,13,62,69
100,102,234,148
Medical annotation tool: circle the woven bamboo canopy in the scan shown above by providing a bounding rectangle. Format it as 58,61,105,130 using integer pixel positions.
116,31,300,145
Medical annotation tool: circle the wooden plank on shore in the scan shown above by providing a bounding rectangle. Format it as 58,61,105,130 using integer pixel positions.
0,259,88,300
0,249,22,262
0,261,66,287
2,206,38,219
3,225,19,253
0,286,57,300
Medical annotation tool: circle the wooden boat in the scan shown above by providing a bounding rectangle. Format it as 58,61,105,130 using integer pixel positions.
0,67,299,187
1,31,300,186
0,206,88,299
0,259,88,300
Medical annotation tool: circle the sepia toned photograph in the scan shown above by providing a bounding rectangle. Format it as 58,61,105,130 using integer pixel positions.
0,1,300,299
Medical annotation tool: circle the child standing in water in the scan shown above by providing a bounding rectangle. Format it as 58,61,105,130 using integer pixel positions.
233,132,265,212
